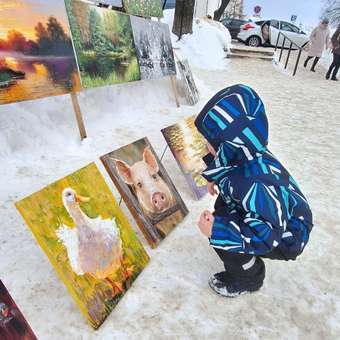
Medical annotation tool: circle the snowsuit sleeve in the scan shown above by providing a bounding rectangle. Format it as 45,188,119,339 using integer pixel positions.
210,181,289,255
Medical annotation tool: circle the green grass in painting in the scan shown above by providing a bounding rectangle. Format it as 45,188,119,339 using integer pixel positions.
81,57,140,88
124,0,163,17
125,57,140,82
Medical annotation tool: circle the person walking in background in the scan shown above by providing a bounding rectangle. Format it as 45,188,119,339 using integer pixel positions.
326,24,340,81
304,19,331,72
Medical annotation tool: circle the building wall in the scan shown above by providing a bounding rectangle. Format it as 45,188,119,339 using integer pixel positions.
194,0,221,18
194,0,244,19
224,0,244,19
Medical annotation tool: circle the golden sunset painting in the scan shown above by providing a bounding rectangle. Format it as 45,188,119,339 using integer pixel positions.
0,0,80,105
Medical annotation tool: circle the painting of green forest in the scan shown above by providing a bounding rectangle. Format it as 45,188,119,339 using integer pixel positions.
123,0,163,18
65,0,140,88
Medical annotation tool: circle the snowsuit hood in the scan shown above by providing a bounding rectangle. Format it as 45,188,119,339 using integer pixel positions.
195,84,268,169
195,84,313,258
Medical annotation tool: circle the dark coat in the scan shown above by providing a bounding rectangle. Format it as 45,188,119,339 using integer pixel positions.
331,27,340,55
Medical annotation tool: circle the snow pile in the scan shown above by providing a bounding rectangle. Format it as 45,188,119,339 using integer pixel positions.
163,10,231,70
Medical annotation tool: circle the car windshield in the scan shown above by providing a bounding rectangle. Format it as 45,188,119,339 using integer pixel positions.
281,21,300,33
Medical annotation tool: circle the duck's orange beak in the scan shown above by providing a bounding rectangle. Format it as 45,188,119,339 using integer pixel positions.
75,194,90,203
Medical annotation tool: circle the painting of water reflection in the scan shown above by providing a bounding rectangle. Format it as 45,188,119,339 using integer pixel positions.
65,0,140,88
0,0,80,105
162,116,208,200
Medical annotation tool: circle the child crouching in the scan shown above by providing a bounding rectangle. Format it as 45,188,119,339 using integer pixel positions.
195,84,313,297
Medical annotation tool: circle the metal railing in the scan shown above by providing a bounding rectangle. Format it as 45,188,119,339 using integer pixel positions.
274,31,308,76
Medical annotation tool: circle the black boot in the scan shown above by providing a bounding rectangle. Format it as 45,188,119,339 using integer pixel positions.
331,65,339,81
326,71,331,80
208,269,264,297
311,57,320,72
208,258,265,298
304,58,310,68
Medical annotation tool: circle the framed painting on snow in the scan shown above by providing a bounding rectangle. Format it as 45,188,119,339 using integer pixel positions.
162,115,208,200
15,163,149,329
0,281,37,340
101,137,189,248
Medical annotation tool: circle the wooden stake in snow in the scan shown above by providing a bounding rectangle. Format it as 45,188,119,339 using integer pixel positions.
70,92,87,141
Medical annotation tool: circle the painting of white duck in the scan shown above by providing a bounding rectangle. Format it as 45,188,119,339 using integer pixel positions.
15,163,149,329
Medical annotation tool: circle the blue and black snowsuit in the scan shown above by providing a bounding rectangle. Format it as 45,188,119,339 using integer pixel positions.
195,84,313,285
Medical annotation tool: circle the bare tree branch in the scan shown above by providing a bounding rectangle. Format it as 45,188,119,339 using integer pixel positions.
322,0,340,26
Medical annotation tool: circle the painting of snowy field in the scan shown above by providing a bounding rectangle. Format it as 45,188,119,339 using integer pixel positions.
130,16,176,80
177,59,200,105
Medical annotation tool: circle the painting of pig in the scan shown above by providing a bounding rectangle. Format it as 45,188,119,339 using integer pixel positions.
101,138,189,248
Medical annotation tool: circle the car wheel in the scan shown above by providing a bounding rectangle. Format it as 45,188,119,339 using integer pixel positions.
247,36,261,47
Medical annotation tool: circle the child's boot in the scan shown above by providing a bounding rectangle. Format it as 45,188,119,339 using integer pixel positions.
208,258,265,297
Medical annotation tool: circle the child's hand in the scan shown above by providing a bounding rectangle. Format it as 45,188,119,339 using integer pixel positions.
197,210,214,237
207,181,218,196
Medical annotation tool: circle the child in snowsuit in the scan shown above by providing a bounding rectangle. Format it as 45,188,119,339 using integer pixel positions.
195,84,313,297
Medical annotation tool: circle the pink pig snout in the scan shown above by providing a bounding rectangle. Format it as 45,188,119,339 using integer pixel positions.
152,192,168,211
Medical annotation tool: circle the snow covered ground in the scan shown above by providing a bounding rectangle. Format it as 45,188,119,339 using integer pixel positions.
163,9,231,70
1,10,340,340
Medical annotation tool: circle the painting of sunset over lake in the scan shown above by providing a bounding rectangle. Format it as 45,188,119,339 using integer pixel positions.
0,0,80,105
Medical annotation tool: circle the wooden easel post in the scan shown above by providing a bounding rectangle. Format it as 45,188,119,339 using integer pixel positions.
170,75,180,108
70,92,87,141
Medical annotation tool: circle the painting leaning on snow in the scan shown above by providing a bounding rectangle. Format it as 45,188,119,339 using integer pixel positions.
15,163,149,329
130,16,176,80
123,0,163,18
101,138,189,248
0,0,80,105
0,281,37,340
162,115,208,200
65,0,140,88
177,59,200,105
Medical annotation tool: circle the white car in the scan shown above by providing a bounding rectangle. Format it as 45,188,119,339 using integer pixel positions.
237,19,309,49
